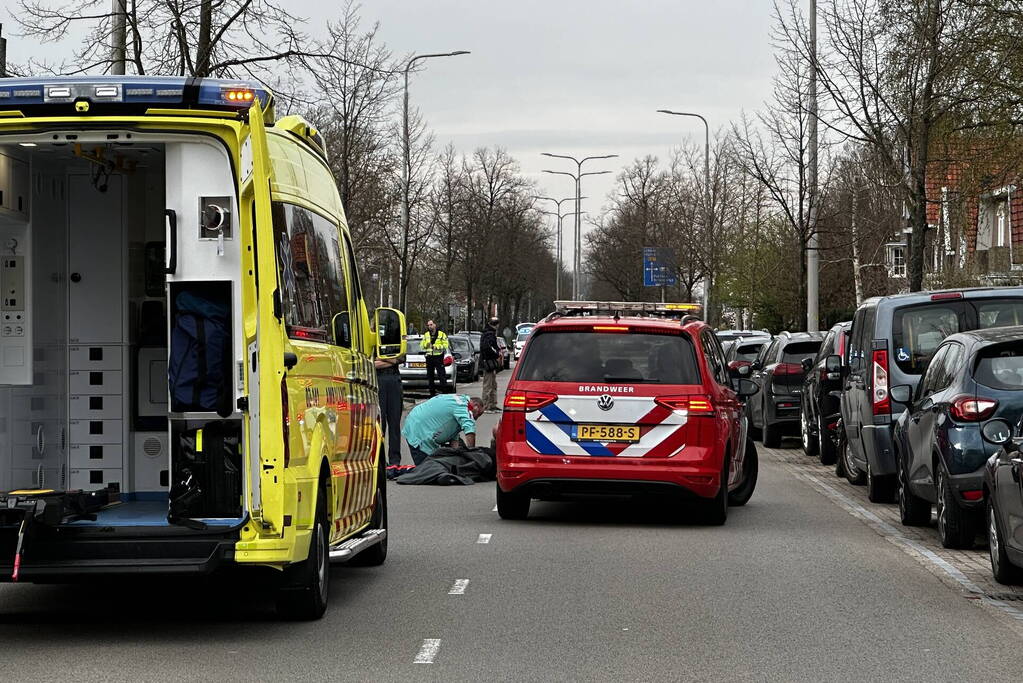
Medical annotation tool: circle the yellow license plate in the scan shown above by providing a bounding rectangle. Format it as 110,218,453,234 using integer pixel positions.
409,362,426,368
574,424,641,443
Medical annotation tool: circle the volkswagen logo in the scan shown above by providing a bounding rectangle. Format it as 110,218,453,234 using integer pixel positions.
597,394,614,411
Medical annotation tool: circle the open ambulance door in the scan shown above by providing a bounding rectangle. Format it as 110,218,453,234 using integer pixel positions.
239,98,285,535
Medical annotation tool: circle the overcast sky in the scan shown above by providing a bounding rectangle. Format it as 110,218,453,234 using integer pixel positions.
1,0,779,255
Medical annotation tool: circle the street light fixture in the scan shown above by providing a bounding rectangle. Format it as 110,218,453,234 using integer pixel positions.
533,195,584,300
399,50,471,311
657,109,711,313
540,153,618,299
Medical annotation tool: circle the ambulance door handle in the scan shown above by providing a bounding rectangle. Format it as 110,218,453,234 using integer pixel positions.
164,209,178,274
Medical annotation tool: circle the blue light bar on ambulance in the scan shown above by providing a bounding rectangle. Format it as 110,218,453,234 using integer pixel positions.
0,75,270,111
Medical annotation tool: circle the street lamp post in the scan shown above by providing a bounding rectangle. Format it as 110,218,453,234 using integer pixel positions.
657,110,710,315
541,153,618,299
400,50,470,311
533,195,582,300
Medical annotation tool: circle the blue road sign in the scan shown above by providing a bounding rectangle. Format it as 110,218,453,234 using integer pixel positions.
643,247,677,287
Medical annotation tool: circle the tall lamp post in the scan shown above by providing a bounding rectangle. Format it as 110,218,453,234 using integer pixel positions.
541,153,618,299
657,110,710,315
533,195,582,300
400,50,470,311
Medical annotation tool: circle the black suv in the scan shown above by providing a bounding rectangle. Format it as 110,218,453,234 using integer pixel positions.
800,322,851,464
748,331,825,447
835,287,1023,503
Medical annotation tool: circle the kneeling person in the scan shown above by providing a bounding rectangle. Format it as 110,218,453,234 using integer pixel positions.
402,394,485,466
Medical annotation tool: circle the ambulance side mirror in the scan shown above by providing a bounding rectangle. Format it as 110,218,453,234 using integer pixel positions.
375,307,407,359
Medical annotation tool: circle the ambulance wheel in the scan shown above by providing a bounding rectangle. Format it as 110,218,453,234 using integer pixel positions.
348,455,388,567
276,486,330,620
496,482,530,520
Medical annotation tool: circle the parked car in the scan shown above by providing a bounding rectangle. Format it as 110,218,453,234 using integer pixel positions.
980,414,1023,584
496,301,760,524
748,331,825,448
497,336,511,369
449,334,479,383
514,330,530,360
724,334,773,375
891,328,1023,548
716,329,771,344
835,287,1023,503
400,335,457,392
516,322,536,336
800,322,851,464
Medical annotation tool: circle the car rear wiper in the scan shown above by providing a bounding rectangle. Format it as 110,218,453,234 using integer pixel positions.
603,376,659,383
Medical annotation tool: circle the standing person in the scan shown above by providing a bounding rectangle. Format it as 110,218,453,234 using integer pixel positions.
480,316,501,412
375,349,405,479
401,394,485,465
421,319,449,396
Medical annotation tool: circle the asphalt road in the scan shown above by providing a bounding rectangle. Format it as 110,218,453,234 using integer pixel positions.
2,370,1022,682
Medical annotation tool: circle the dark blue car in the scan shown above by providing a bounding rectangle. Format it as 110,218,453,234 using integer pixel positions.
891,328,1023,548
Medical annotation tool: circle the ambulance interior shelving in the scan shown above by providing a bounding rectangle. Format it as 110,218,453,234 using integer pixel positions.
0,132,244,528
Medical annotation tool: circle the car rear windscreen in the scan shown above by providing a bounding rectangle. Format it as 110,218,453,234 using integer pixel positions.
782,341,822,364
736,342,767,362
892,303,961,374
974,342,1023,390
516,331,700,384
407,340,423,354
450,338,471,354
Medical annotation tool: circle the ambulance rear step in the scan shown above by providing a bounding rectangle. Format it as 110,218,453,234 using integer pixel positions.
329,528,386,562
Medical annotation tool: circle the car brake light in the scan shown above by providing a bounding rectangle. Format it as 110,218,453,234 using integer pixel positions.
872,348,890,416
655,395,715,415
950,396,998,422
443,355,453,366
930,292,963,300
774,363,803,375
961,490,984,501
593,325,629,332
504,390,557,412
281,376,291,468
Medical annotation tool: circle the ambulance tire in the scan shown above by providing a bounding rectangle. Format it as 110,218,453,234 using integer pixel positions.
276,486,330,620
348,454,388,567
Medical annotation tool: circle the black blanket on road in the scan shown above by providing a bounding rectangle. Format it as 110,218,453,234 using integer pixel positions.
395,446,496,485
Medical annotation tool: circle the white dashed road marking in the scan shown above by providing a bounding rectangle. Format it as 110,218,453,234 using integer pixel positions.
477,533,492,544
448,579,470,595
414,639,441,664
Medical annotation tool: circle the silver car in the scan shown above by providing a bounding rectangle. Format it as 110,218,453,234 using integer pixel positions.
400,335,457,392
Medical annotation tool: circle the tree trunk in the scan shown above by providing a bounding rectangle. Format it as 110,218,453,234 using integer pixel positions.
196,0,213,77
851,185,864,305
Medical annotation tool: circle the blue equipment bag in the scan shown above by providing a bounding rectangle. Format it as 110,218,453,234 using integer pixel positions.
168,291,231,416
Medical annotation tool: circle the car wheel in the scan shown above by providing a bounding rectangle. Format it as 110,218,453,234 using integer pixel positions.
276,485,330,620
896,448,931,526
703,458,729,525
800,407,818,457
728,439,758,507
936,464,975,549
747,406,762,441
866,459,895,504
818,415,837,466
762,420,781,448
347,455,388,567
496,483,530,520
842,435,866,485
989,498,1022,584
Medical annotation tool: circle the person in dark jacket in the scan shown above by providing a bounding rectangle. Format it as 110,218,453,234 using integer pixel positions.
375,349,405,479
480,317,501,412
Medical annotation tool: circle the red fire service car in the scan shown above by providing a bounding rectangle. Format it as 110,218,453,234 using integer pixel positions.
496,301,760,524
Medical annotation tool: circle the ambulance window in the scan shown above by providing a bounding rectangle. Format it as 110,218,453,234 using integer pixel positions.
341,234,364,351
272,202,350,345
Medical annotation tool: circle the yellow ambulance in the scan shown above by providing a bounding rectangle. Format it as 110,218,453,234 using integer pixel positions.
0,75,404,619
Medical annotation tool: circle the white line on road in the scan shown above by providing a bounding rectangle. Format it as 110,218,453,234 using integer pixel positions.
492,505,498,512
477,533,492,544
414,639,441,664
448,578,470,595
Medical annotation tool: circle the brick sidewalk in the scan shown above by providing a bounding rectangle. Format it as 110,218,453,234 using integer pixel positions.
761,440,1023,634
